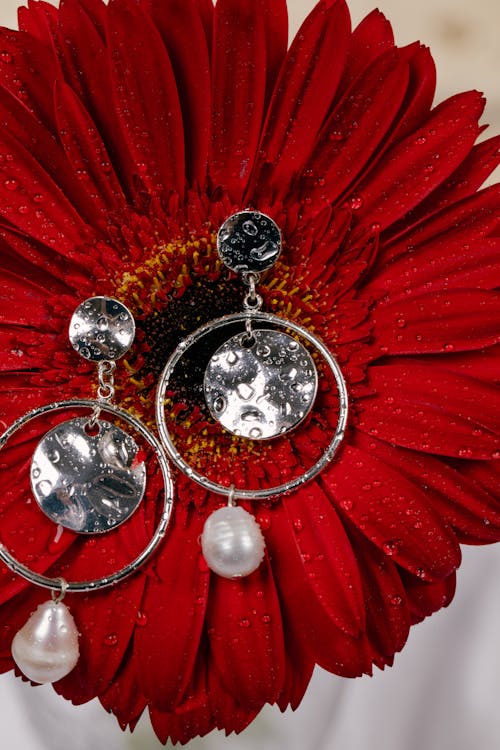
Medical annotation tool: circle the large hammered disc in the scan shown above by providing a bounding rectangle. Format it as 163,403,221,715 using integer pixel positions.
30,418,146,533
204,329,318,440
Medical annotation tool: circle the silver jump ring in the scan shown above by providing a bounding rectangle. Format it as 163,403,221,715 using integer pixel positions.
156,311,348,501
0,399,174,594
51,578,68,604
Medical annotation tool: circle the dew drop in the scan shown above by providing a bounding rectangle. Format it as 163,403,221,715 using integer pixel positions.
242,220,258,236
4,178,19,191
213,396,226,414
104,633,118,646
382,539,401,556
389,594,403,607
256,344,271,358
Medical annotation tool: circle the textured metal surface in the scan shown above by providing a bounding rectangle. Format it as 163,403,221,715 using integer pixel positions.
0,400,174,593
156,311,348,500
204,329,317,439
69,297,135,362
217,211,282,273
31,418,146,533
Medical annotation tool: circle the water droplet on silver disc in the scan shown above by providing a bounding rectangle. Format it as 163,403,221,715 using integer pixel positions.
30,418,146,533
69,296,135,361
204,329,318,439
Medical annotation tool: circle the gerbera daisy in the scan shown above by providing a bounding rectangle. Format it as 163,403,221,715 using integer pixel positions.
0,0,499,744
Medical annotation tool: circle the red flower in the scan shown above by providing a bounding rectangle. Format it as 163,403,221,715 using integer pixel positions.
0,0,499,743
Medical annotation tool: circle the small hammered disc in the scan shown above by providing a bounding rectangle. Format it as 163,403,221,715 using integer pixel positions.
217,211,282,273
204,329,318,439
30,418,146,533
69,296,135,362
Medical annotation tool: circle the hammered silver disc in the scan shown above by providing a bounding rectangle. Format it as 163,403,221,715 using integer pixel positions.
204,329,318,439
217,211,282,273
30,418,146,533
69,296,135,362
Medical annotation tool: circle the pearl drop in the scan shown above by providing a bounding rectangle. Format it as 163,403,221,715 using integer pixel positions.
201,505,265,579
12,601,79,684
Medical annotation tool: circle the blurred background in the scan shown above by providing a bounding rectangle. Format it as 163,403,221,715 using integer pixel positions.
0,0,499,748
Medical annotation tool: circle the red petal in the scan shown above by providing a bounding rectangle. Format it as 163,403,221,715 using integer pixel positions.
210,0,268,198
149,655,215,744
17,0,59,43
261,0,288,103
429,345,500,383
284,484,366,637
338,9,394,95
400,569,456,623
354,432,500,543
134,509,209,710
52,0,137,198
206,548,286,708
54,81,126,214
208,659,259,734
324,443,461,579
265,502,373,677
385,44,436,142
353,92,484,235
364,238,500,300
149,0,211,185
402,133,500,224
456,459,500,496
250,0,351,199
350,530,410,660
358,363,500,458
99,656,147,731
381,184,500,267
302,50,409,208
0,268,56,327
106,0,185,195
369,289,500,356
0,224,91,291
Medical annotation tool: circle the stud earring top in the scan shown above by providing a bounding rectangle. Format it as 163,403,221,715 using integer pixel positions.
69,296,135,362
217,210,282,274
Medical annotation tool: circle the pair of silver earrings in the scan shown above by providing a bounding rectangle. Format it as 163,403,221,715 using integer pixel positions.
0,210,348,685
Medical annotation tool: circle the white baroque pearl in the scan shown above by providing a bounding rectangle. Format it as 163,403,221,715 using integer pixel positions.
12,600,80,684
201,505,265,579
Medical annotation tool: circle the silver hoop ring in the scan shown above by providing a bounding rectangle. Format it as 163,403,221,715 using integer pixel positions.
156,312,348,501
0,399,174,594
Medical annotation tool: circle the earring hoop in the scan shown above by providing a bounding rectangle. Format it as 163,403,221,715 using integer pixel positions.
156,310,348,502
0,398,174,594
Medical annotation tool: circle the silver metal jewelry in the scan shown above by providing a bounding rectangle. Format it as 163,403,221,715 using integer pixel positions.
155,211,348,580
156,310,348,501
0,297,174,683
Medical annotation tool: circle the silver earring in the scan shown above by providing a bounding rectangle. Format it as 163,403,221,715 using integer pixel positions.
156,212,348,579
0,296,174,683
